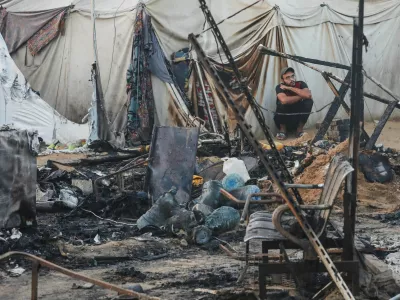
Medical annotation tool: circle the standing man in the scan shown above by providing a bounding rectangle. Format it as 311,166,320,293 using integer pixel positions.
274,67,313,140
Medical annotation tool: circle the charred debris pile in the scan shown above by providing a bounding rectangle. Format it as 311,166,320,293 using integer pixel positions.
1,126,398,254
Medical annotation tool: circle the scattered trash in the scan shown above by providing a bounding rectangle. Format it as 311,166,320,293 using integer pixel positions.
195,180,222,209
222,157,250,182
136,187,180,230
72,283,94,289
8,266,26,277
165,208,200,236
192,225,212,245
94,234,101,245
10,228,22,240
229,185,261,201
192,203,214,218
71,179,93,195
359,152,393,183
222,173,245,191
58,189,79,209
123,284,144,294
204,207,240,234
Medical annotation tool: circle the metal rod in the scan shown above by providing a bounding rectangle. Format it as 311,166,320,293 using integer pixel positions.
195,60,217,132
258,47,351,70
364,91,400,109
321,73,370,142
312,72,352,143
343,1,364,263
279,243,301,288
220,189,283,204
219,244,281,261
363,70,400,103
0,251,159,300
365,100,397,150
284,183,324,189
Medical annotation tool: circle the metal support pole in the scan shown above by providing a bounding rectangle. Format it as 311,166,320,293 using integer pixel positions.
194,61,217,132
343,0,365,261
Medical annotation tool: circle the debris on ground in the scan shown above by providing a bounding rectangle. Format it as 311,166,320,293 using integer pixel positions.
1,126,400,300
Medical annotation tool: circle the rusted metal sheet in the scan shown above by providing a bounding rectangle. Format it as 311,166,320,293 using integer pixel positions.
146,126,199,204
0,127,37,228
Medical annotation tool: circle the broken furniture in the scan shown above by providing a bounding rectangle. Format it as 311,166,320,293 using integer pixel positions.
94,154,148,201
242,154,358,298
0,127,37,228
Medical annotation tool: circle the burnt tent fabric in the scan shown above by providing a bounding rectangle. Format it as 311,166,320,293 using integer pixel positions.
171,48,191,95
126,4,193,145
0,128,37,228
126,5,155,144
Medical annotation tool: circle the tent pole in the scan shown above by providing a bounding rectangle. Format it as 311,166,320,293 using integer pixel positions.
343,0,365,262
194,61,217,132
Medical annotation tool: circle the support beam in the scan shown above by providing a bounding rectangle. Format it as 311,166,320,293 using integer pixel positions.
313,72,351,143
318,72,370,143
343,0,365,262
364,92,400,109
259,47,351,70
365,100,397,150
363,70,400,103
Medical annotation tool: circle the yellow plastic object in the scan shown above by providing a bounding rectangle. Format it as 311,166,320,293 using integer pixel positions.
192,175,204,187
140,145,150,153
260,141,284,151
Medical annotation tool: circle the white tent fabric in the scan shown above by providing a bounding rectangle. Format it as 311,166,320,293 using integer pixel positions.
2,0,400,139
0,33,89,143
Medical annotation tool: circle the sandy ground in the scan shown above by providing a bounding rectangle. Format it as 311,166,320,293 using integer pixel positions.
301,120,400,150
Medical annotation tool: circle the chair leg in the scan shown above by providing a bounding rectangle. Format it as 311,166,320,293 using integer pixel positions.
237,264,248,283
237,241,250,283
259,264,266,299
262,241,268,264
259,241,268,299
352,266,360,295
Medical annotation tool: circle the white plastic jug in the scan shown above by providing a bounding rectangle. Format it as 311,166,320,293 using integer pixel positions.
222,157,250,183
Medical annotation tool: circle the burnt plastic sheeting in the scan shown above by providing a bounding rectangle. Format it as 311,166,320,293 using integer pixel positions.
146,126,199,204
0,128,37,228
